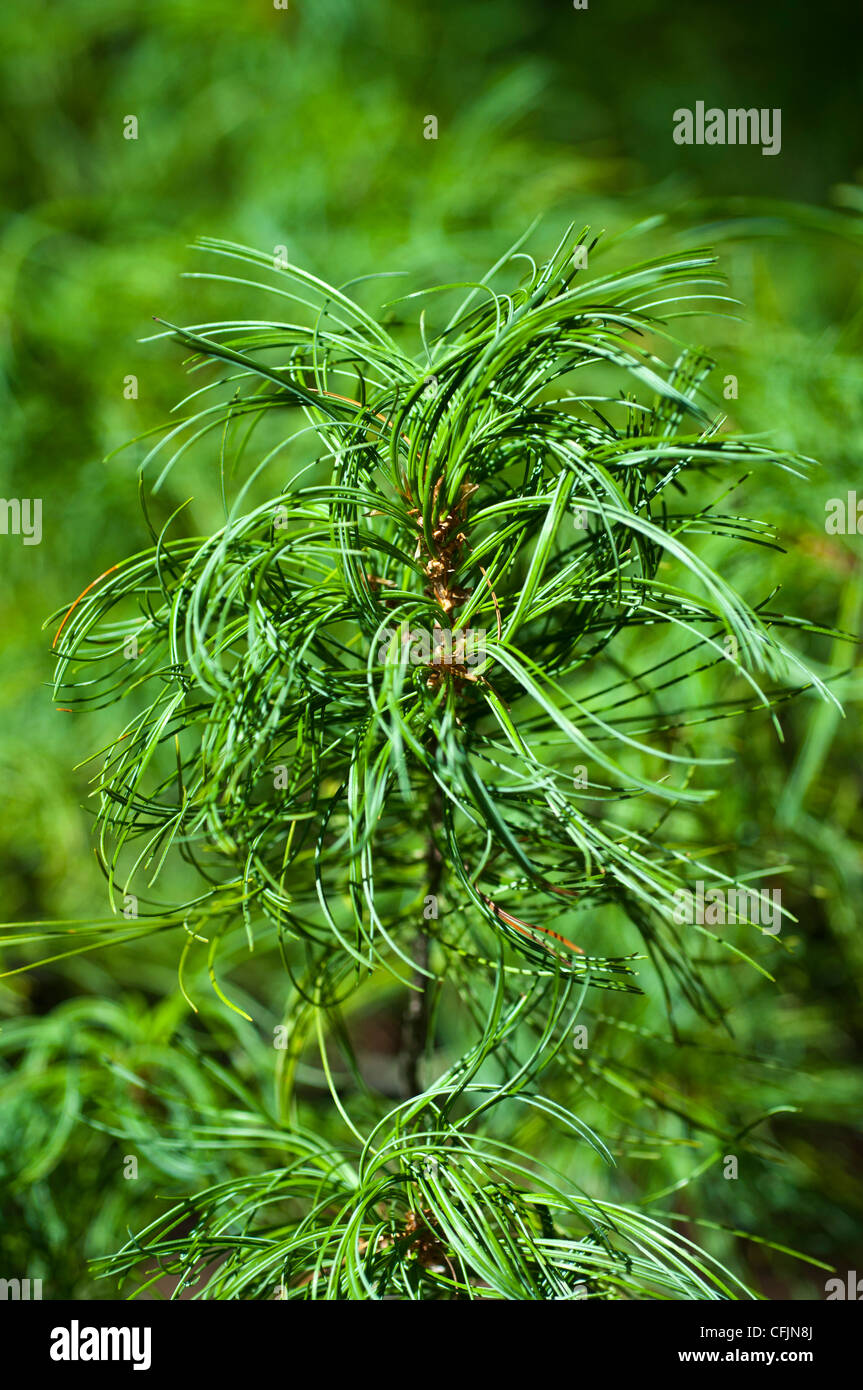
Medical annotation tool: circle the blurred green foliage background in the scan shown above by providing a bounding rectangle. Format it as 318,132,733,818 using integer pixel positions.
1,0,862,1298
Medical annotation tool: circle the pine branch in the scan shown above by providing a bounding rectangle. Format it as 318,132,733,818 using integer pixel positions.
8,227,842,1299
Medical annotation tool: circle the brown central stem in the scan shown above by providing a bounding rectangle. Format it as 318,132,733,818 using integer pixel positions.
400,482,474,1094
